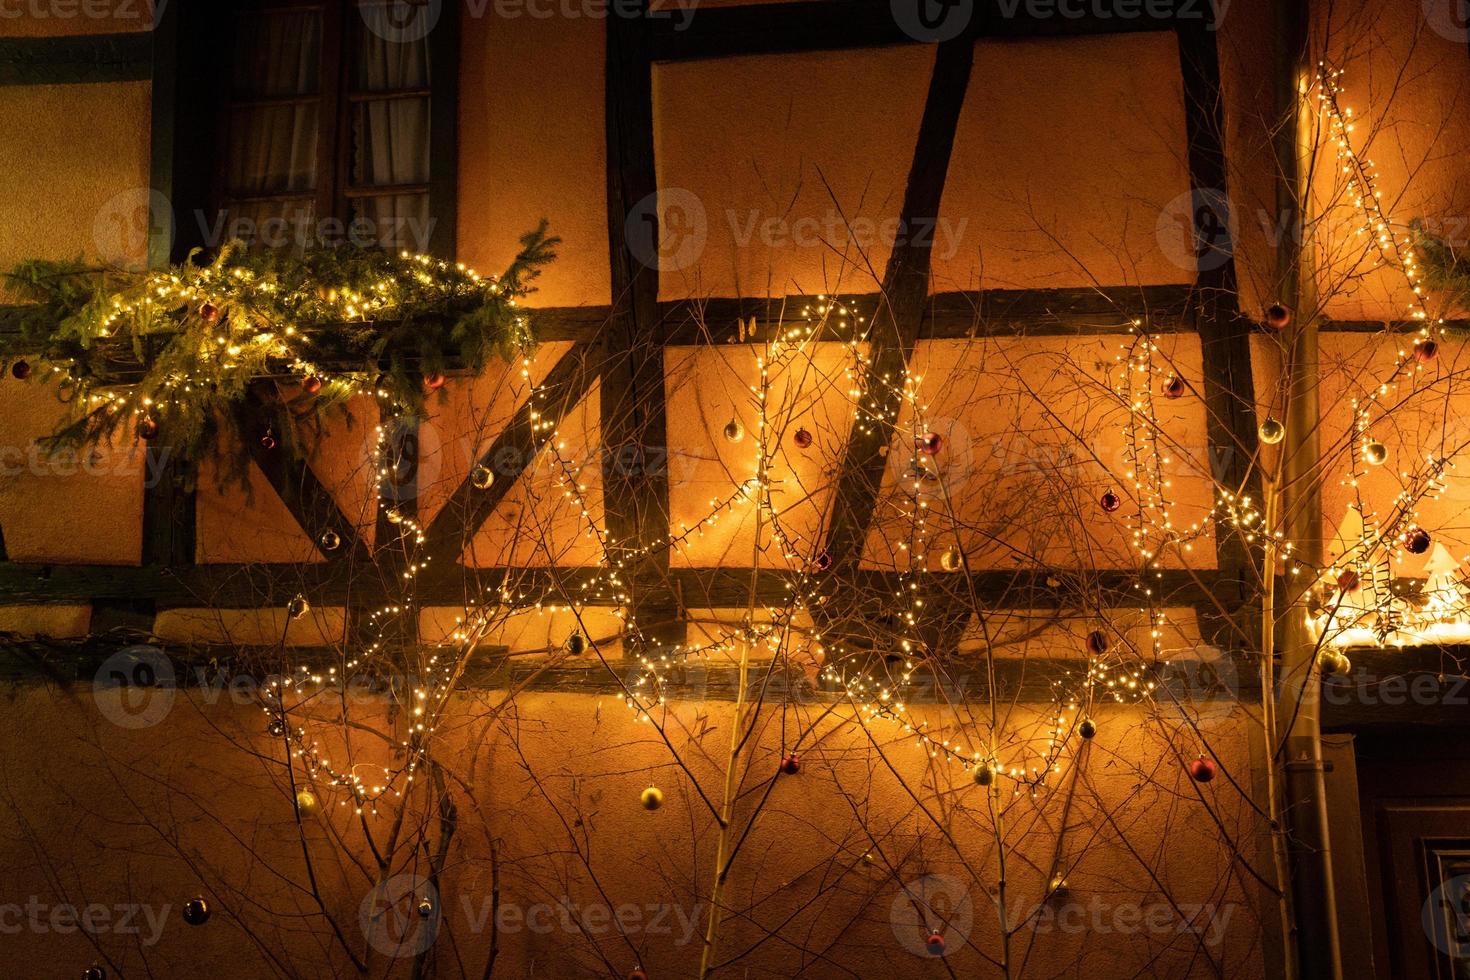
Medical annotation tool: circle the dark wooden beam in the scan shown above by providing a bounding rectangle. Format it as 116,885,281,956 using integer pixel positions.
1175,18,1261,645
822,37,975,569
0,635,1260,704
0,31,151,86
646,0,1181,63
1322,647,1470,733
427,0,460,259
0,559,1218,610
416,341,601,589
601,6,682,651
140,429,196,567
233,392,369,564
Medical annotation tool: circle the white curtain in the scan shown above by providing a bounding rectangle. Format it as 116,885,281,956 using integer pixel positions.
226,9,322,237
351,29,431,249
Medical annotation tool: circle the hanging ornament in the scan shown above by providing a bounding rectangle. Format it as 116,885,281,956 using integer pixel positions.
792,427,813,449
565,632,586,656
925,932,946,956
1318,650,1352,677
424,372,446,391
1404,527,1432,555
916,432,942,455
417,896,434,919
302,375,324,395
630,969,648,980
182,897,211,926
385,508,404,524
260,428,277,451
1335,568,1360,592
137,417,160,441
1085,630,1109,656
1162,375,1186,399
972,763,994,786
940,547,963,572
198,301,220,323
318,529,341,552
1263,303,1291,332
1258,418,1285,445
83,967,106,980
1099,489,1122,513
295,789,320,815
1078,718,1097,739
723,418,745,443
287,595,310,619
1363,440,1388,466
1048,874,1070,897
471,463,495,490
640,786,663,811
10,359,30,380
779,753,801,775
1414,338,1439,364
812,550,834,572
1187,758,1216,783
268,718,286,738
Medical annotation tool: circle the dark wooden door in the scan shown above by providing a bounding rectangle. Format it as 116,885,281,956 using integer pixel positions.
1356,734,1470,980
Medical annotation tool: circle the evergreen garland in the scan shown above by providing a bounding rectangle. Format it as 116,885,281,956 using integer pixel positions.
1,223,558,470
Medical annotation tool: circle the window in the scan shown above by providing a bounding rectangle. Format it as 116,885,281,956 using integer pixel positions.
209,0,442,253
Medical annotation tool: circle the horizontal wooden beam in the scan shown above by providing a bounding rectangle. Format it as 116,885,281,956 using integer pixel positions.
647,0,1183,63
0,31,152,86
0,634,1259,704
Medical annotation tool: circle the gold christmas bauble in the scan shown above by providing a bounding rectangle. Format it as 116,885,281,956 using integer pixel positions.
723,418,745,443
1258,418,1285,445
640,786,663,811
1363,440,1388,466
471,463,494,489
940,547,963,572
295,789,320,815
972,763,994,787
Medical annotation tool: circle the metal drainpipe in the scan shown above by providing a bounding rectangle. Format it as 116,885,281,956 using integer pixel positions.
1275,1,1343,976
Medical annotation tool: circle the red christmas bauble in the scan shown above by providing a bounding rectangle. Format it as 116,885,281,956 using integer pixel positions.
1099,490,1122,513
780,753,801,775
83,968,106,980
629,970,648,980
1163,375,1186,399
1085,629,1109,656
792,427,813,449
1404,527,1432,555
1414,339,1439,363
917,432,943,455
1188,758,1216,783
137,417,160,441
10,360,30,380
925,932,946,955
302,376,323,394
1264,304,1291,331
812,550,834,572
260,431,277,451
1335,568,1360,592
424,372,446,391
199,302,220,323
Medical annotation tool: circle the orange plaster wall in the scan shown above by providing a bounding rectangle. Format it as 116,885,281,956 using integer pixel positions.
456,13,610,308
0,1,158,37
863,333,1215,572
652,45,932,300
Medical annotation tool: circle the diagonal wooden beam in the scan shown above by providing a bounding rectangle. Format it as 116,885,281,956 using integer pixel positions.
822,36,976,570
234,392,369,564
416,341,601,581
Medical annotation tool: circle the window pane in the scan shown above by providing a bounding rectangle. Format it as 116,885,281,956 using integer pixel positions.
353,14,430,91
351,97,430,187
232,9,321,98
226,199,317,251
227,103,320,197
352,193,431,251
